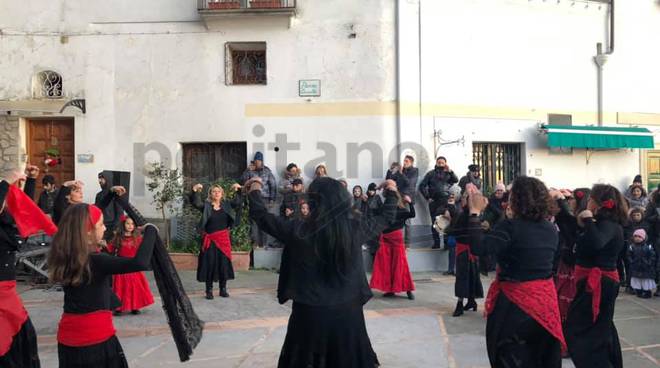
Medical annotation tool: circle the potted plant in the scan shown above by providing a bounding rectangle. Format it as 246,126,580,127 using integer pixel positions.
250,0,282,9
208,0,241,9
146,162,183,247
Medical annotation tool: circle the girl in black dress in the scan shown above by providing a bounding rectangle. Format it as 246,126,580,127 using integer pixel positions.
48,203,158,368
564,184,627,368
245,176,398,368
190,183,243,299
467,177,565,368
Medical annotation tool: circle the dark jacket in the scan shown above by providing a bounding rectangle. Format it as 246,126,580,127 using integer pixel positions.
95,186,122,233
189,191,243,232
37,188,59,216
418,167,458,200
240,166,277,201
482,194,506,229
365,195,383,218
248,190,398,306
627,242,657,280
280,192,306,218
385,170,410,197
458,172,482,193
402,167,419,201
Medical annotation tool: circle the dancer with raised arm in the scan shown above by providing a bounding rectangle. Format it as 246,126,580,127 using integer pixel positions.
245,176,398,368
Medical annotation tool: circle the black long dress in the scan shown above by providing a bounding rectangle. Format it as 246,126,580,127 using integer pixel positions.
0,179,41,368
57,226,157,368
564,216,624,368
248,190,397,368
469,216,562,368
450,211,484,300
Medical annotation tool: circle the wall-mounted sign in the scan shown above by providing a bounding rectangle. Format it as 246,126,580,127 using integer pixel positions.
299,80,321,97
77,154,94,163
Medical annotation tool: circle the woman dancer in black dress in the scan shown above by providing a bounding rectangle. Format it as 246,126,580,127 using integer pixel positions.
245,176,398,367
564,184,627,368
466,177,565,368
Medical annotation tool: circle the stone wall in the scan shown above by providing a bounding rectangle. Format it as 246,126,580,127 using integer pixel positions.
0,116,20,177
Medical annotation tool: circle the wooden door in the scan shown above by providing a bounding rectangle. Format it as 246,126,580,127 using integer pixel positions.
27,118,75,192
182,142,247,188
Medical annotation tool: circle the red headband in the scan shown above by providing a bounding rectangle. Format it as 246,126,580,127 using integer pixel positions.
119,214,128,223
88,205,103,231
575,191,585,199
601,199,616,209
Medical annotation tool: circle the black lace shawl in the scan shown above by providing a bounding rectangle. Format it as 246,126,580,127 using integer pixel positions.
119,198,204,362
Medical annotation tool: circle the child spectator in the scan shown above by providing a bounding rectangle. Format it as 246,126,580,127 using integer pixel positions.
627,229,657,299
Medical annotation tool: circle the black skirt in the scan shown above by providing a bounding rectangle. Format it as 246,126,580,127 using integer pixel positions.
565,277,623,368
0,317,40,368
278,301,379,368
196,245,235,283
58,335,128,368
455,253,484,299
485,293,561,368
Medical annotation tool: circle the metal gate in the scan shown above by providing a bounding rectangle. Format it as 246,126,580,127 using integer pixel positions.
472,143,522,192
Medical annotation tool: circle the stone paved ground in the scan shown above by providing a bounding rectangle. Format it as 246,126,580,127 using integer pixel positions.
20,270,660,368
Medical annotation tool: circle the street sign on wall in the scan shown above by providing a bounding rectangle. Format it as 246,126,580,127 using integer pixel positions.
299,79,321,97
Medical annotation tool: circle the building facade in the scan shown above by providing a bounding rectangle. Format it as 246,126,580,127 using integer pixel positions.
1,0,659,221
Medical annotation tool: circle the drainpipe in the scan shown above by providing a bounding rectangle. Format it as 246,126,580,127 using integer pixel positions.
395,0,401,159
593,0,615,126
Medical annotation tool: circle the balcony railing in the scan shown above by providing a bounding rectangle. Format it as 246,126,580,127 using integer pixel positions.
198,0,296,11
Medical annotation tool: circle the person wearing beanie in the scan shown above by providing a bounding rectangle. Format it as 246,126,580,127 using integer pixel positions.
458,164,482,194
279,163,302,195
280,178,306,220
623,207,650,293
240,152,277,248
627,228,657,298
419,156,458,249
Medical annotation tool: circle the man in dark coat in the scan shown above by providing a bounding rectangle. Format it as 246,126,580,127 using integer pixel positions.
419,156,459,248
458,164,482,193
240,152,277,247
37,174,59,216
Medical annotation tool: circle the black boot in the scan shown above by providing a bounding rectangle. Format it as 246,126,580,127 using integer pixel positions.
655,288,660,297
205,281,214,300
452,301,464,317
219,280,229,298
406,291,415,300
465,298,477,312
383,292,395,297
635,289,643,298
642,290,652,299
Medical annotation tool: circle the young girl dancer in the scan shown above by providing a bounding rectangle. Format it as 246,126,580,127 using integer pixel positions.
107,216,155,315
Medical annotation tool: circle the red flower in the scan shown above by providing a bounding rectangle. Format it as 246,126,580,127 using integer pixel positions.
575,191,584,199
601,199,615,209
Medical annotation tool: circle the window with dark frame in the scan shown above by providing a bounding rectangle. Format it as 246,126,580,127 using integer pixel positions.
225,42,267,85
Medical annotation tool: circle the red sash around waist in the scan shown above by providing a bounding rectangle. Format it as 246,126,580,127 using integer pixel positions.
0,280,29,356
380,228,404,247
485,276,567,351
456,243,478,262
202,229,232,260
57,310,116,347
574,265,620,323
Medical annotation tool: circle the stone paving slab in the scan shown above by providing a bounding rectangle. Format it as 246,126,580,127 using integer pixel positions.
24,270,660,367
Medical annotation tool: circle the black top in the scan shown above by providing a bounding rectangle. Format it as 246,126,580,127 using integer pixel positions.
574,217,624,271
189,191,242,232
384,203,415,233
468,217,559,282
248,190,397,306
204,208,230,233
95,187,122,231
62,225,157,314
418,167,458,200
38,188,59,215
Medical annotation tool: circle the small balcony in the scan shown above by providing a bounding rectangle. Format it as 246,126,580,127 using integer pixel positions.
198,0,296,24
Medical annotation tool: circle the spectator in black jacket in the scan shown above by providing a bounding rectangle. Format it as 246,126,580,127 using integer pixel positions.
627,229,657,298
95,172,123,241
419,156,458,248
280,179,306,220
37,175,59,216
402,155,419,246
458,164,482,193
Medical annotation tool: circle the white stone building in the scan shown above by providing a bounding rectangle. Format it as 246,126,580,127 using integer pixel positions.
1,0,659,223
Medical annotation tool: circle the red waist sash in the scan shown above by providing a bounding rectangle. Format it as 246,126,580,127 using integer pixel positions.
57,310,116,347
485,276,567,351
381,228,404,247
202,229,232,260
0,280,29,356
456,242,478,262
574,265,620,323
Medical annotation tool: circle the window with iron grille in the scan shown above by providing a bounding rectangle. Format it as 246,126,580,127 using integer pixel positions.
473,143,522,192
225,42,267,85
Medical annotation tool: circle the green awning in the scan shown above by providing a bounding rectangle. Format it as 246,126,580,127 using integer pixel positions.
542,125,655,149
